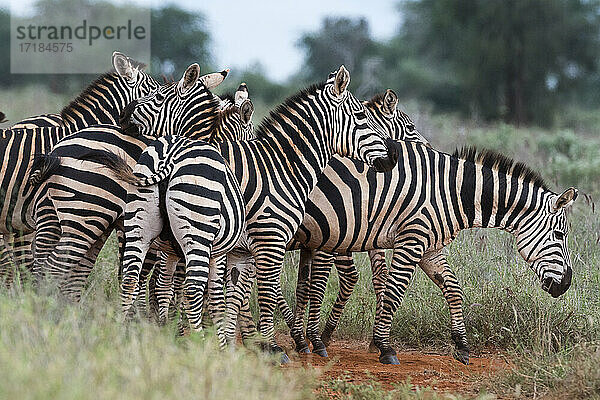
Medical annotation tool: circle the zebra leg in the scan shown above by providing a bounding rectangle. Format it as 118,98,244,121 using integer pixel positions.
121,186,164,316
61,229,112,301
207,255,227,349
156,254,179,326
305,251,336,357
224,249,255,346
290,248,313,354
254,246,290,362
239,294,258,345
31,195,61,281
367,249,388,352
12,232,36,283
320,253,359,348
419,249,469,364
0,235,16,287
373,235,423,365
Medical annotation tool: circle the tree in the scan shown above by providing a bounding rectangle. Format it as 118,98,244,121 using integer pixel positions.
400,0,600,125
297,17,379,95
151,6,212,77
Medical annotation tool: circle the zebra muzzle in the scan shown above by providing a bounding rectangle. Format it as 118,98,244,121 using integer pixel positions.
372,139,399,172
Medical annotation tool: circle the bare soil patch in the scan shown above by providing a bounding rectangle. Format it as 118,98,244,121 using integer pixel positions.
285,339,510,395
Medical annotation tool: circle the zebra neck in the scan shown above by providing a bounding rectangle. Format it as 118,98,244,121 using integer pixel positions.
458,159,548,232
60,73,126,132
218,123,332,213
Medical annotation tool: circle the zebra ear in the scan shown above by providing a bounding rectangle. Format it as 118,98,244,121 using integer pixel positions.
333,65,350,96
178,63,201,94
239,99,254,125
382,89,398,116
112,51,137,82
553,187,578,212
235,83,249,105
199,69,229,90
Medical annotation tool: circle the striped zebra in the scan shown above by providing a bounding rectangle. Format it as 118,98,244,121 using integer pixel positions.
0,52,160,285
26,66,233,298
97,135,245,344
121,65,399,361
286,141,577,364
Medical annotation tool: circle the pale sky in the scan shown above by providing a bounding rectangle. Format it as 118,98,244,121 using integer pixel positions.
3,0,401,81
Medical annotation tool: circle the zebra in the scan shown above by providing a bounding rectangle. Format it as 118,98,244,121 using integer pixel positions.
0,52,160,285
96,135,245,347
26,66,233,299
284,141,577,364
121,65,400,362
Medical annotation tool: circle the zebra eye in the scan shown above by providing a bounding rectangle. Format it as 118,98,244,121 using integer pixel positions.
155,93,165,102
406,124,415,131
554,231,565,241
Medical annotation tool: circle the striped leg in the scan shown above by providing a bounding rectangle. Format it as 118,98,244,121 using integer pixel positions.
167,200,218,332
419,249,469,364
156,254,179,325
373,234,423,365
121,186,164,315
224,250,255,346
254,245,290,360
238,295,258,345
305,251,336,357
207,255,228,348
290,248,314,353
12,232,36,277
367,249,388,352
0,236,16,287
320,253,359,348
61,229,112,300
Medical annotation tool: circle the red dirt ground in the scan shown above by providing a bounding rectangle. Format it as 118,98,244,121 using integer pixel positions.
284,339,510,395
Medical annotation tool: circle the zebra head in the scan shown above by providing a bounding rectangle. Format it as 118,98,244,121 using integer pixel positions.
119,63,228,139
112,51,160,105
364,90,430,146
213,83,256,142
326,66,398,172
516,187,578,298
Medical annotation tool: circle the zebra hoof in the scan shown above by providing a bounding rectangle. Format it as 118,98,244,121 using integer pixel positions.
379,352,400,365
296,345,311,354
454,348,470,365
280,352,291,364
313,346,328,358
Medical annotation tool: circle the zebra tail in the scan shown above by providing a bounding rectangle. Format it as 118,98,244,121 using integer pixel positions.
77,150,140,185
78,150,171,187
29,154,62,187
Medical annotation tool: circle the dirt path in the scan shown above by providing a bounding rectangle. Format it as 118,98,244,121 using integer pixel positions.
285,339,510,395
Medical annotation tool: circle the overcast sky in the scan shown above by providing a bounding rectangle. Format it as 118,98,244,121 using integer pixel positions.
4,0,401,81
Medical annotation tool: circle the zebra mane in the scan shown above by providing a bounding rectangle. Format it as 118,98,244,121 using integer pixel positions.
453,146,549,191
59,72,119,121
255,81,326,139
216,105,240,123
219,93,235,105
365,92,385,107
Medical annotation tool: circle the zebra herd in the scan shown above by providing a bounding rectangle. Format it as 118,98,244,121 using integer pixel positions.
0,52,578,367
